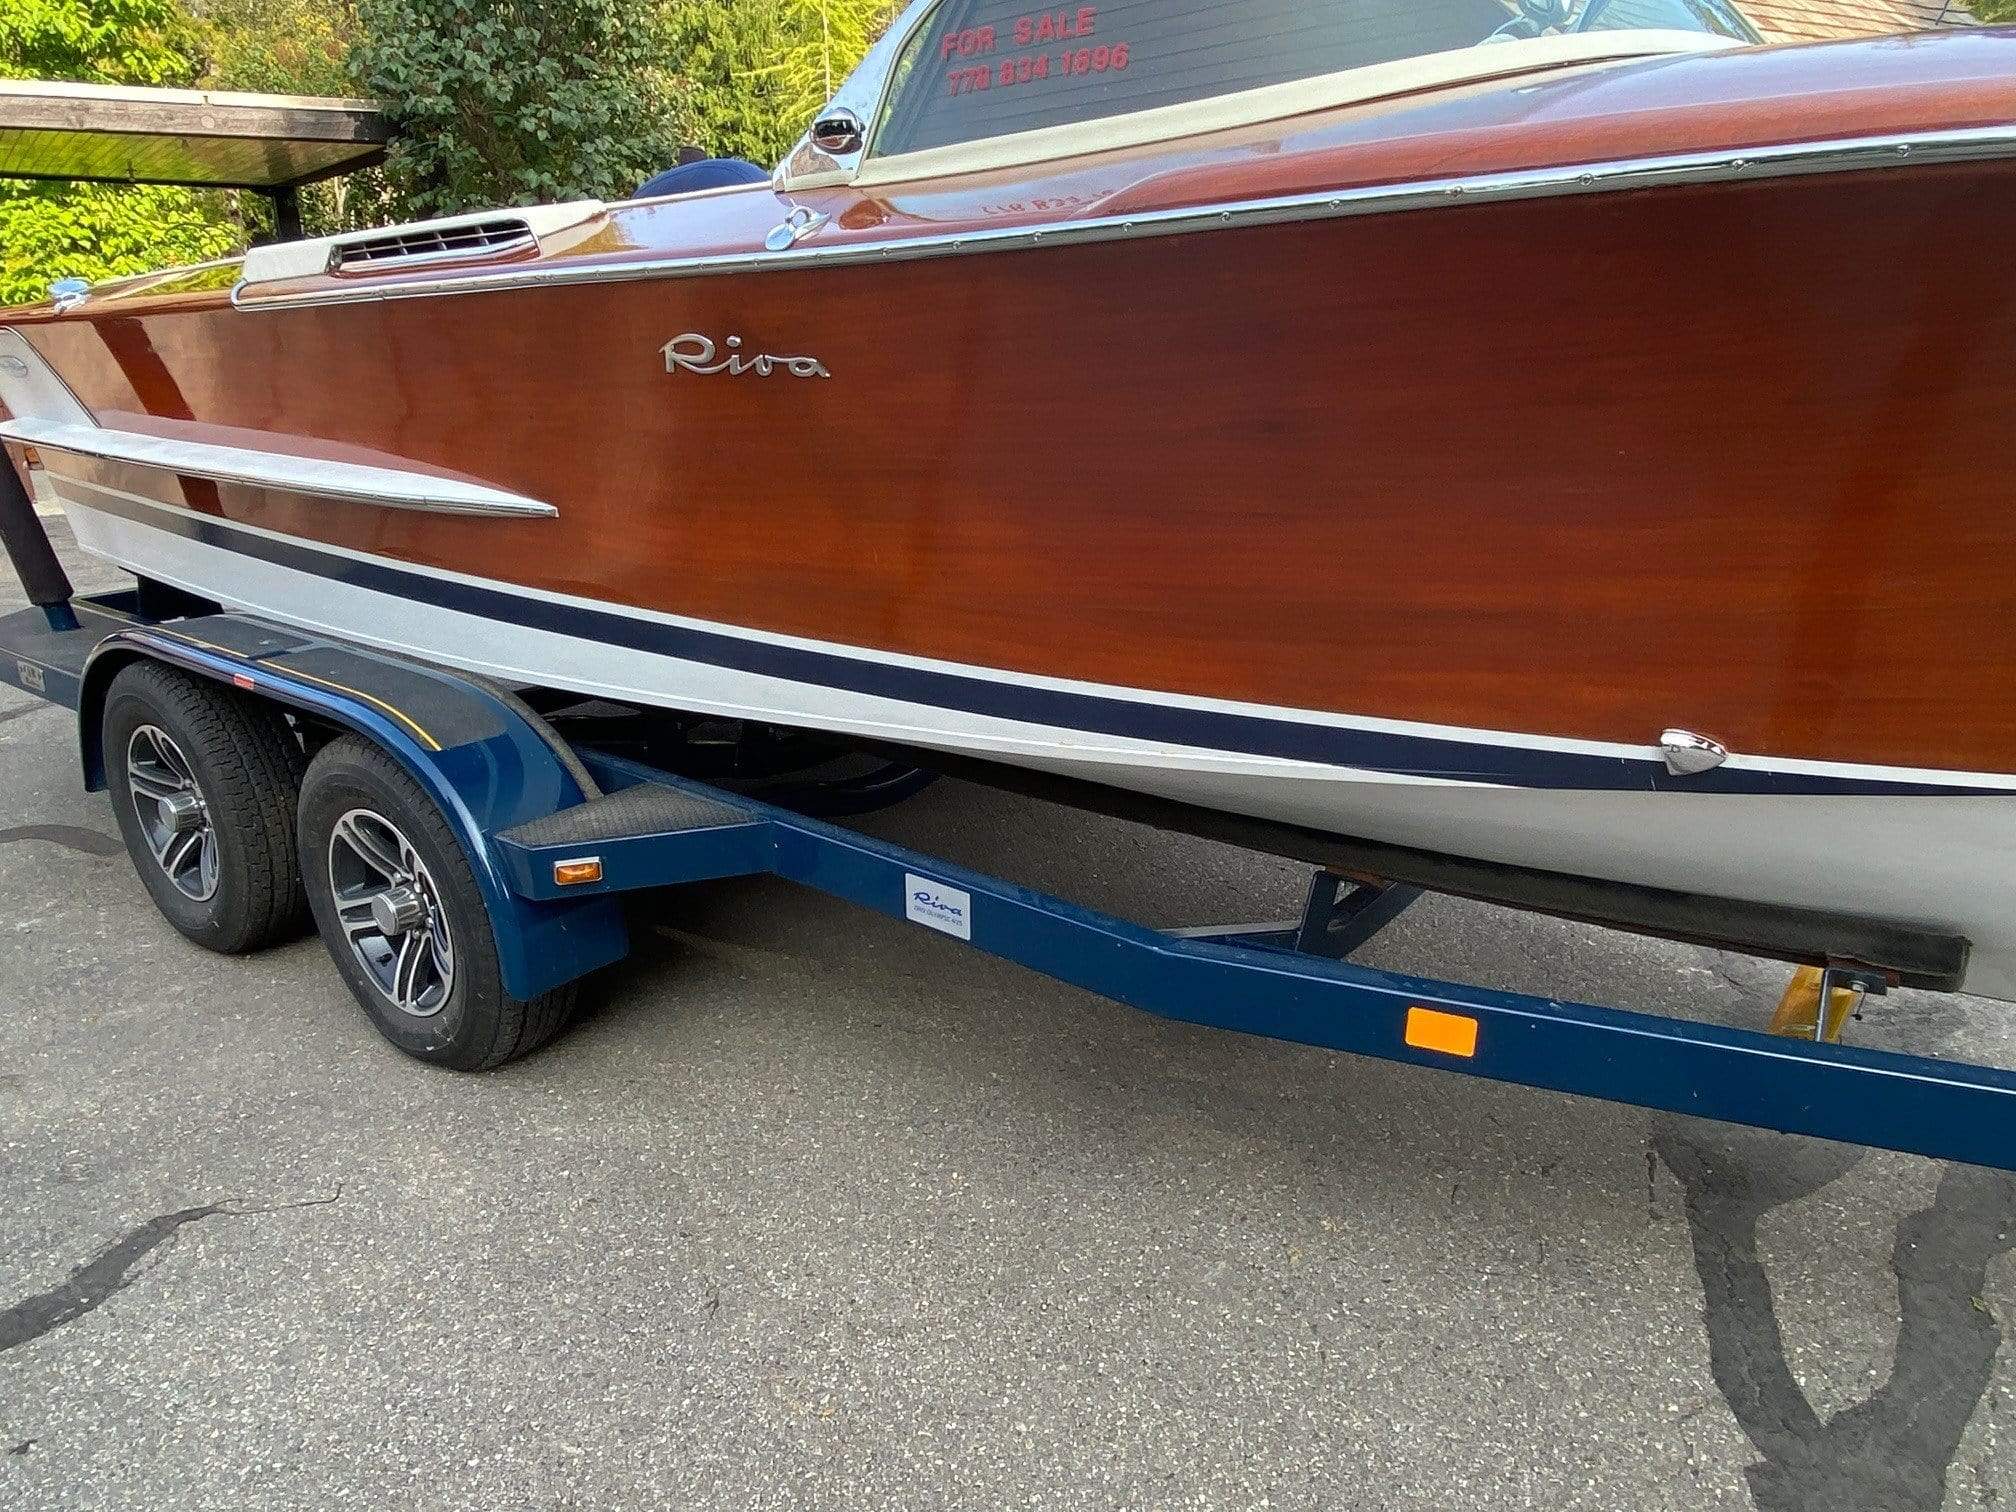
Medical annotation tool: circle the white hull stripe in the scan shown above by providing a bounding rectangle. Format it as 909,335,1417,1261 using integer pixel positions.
57,480,2013,798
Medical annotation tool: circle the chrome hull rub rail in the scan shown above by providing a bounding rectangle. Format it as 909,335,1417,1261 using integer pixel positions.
1,418,556,519
230,126,2016,312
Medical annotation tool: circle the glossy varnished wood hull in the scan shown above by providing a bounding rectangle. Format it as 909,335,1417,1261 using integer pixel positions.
15,158,2016,776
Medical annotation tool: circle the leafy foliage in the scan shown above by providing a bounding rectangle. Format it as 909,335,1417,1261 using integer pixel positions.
355,0,691,216
0,0,239,304
194,0,359,97
658,0,800,165
766,0,901,141
1970,0,2015,20
0,185,239,304
0,0,204,85
660,0,898,166
191,0,394,233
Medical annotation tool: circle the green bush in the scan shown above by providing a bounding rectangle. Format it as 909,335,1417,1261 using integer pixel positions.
0,0,202,83
194,0,360,97
0,184,240,305
356,0,691,216
661,0,898,166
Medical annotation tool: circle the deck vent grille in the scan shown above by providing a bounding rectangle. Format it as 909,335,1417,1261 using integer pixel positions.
332,217,534,270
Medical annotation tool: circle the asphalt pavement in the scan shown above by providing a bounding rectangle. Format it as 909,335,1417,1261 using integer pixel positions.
2,523,2013,1510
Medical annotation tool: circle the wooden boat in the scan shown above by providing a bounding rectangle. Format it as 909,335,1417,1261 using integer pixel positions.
3,3,2015,996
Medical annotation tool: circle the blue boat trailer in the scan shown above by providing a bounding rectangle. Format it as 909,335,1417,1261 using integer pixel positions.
3,586,2015,1173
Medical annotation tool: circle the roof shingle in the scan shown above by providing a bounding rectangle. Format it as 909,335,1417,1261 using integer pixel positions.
1738,0,1979,43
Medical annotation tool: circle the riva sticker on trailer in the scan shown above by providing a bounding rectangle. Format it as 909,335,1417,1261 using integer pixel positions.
906,875,973,940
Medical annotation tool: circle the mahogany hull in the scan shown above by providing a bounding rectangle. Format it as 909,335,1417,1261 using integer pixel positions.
15,159,2016,773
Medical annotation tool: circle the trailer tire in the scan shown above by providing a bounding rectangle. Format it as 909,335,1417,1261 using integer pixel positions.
298,735,576,1070
101,660,308,953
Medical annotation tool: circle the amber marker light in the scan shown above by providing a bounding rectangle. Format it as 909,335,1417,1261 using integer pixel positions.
553,857,604,887
1405,1006,1479,1058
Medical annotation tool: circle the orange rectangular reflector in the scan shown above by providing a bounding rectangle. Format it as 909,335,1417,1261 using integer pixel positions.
232,673,256,690
1405,1006,1479,1058
21,446,42,469
552,857,603,887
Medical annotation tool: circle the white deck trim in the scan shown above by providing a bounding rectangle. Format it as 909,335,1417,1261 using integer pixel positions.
239,200,608,286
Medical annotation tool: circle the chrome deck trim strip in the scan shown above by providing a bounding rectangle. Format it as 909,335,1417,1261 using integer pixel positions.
2,418,556,518
231,125,2016,311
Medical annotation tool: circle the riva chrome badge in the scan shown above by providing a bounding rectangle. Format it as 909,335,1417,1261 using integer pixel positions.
661,334,830,380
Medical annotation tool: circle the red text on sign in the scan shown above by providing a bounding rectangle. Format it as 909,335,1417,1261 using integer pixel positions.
946,64,993,95
993,41,1129,88
1013,7,1098,46
940,25,998,60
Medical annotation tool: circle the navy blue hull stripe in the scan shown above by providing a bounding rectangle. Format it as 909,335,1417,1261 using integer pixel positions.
67,485,2002,798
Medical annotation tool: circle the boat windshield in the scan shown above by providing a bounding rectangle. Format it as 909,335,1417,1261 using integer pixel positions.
871,0,1758,161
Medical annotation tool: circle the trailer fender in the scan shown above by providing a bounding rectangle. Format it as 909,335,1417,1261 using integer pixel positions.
78,627,628,1000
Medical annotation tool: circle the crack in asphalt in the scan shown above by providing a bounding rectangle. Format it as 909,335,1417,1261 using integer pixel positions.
0,1188,342,1356
0,702,51,728
0,825,122,858
1655,1120,2015,1511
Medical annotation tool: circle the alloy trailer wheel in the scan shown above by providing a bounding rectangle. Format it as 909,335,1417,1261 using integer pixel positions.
297,735,577,1070
101,660,308,953
326,807,458,1019
127,724,221,903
